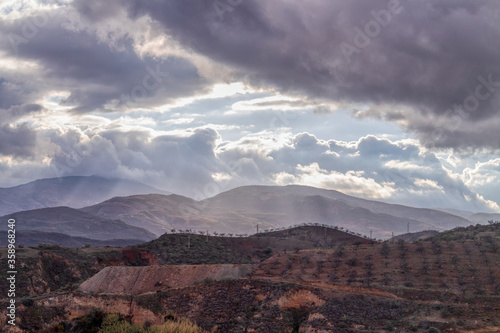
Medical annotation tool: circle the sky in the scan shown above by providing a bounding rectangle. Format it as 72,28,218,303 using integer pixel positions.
0,0,499,212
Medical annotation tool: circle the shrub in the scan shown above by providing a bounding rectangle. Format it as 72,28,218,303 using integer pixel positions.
87,312,205,333
427,327,441,333
346,258,357,267
380,242,390,258
385,321,394,331
74,307,105,332
285,307,310,333
264,247,273,256
416,243,425,253
21,297,35,307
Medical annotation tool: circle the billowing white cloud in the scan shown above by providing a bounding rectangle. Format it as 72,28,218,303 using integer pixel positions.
461,158,500,207
215,131,499,211
275,163,397,199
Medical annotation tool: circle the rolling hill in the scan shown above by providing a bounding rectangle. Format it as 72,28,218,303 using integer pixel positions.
468,212,500,224
203,185,472,233
132,225,372,265
3,206,156,241
439,208,500,224
2,224,499,332
0,223,500,333
0,175,168,216
0,230,145,247
80,194,208,236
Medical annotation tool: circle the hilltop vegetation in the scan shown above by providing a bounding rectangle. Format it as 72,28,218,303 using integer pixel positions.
133,225,372,265
427,221,500,242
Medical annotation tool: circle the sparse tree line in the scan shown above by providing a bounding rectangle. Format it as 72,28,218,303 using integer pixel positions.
166,222,383,241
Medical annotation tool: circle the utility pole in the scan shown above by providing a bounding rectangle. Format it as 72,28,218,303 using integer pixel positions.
407,222,410,234
206,230,209,242
256,224,259,234
370,230,373,239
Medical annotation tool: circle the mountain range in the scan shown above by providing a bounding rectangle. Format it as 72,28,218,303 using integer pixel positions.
2,176,498,245
0,230,145,247
79,184,486,239
4,206,156,241
0,175,168,216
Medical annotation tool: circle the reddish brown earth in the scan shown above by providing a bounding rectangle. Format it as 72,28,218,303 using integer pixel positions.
2,225,500,332
79,264,255,295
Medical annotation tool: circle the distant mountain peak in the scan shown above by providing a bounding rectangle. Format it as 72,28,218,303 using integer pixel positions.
0,175,169,216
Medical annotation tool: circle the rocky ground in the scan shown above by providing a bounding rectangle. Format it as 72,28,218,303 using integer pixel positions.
1,225,500,332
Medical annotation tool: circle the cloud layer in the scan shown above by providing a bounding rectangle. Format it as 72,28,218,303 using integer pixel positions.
121,0,500,150
0,0,499,213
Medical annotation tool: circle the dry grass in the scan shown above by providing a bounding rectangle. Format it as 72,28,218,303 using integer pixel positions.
99,313,206,333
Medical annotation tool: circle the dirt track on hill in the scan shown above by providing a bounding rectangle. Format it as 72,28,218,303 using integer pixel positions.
253,276,402,299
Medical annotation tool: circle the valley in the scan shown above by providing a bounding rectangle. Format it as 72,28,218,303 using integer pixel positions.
1,178,500,332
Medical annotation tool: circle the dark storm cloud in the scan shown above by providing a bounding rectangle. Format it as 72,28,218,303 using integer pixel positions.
119,0,500,150
1,104,42,122
0,6,209,114
0,123,37,157
0,102,41,158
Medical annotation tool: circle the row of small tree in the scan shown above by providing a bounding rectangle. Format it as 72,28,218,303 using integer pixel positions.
166,222,383,242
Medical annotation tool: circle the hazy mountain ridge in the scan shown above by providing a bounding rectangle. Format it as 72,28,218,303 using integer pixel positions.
468,212,500,224
0,230,145,247
4,206,156,241
199,185,472,237
80,194,210,236
0,180,482,242
82,185,473,239
0,176,168,216
438,208,500,224
206,185,471,229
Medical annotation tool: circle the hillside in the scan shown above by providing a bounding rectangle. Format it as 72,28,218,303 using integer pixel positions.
439,209,500,224
1,224,500,332
0,230,145,247
427,222,500,242
255,225,373,245
133,225,372,265
79,264,255,295
2,206,156,241
203,185,472,233
81,193,208,237
468,212,500,224
0,226,368,298
82,185,473,238
0,244,125,299
389,230,440,243
0,176,168,216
